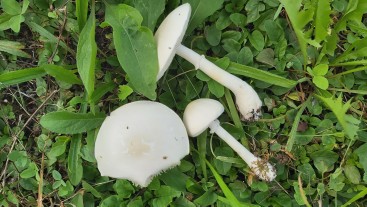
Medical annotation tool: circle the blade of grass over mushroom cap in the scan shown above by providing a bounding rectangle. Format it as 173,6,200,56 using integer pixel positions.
95,101,189,187
155,3,263,121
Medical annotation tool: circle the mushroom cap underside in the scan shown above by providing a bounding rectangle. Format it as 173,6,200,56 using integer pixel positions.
95,101,189,187
155,3,191,80
183,98,224,137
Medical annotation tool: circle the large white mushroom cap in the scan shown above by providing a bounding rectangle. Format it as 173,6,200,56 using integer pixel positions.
95,101,189,187
154,3,191,80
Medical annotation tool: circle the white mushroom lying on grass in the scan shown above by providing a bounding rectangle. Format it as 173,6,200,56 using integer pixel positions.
155,3,262,121
95,101,190,187
183,98,276,181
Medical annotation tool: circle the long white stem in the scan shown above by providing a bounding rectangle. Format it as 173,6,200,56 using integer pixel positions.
208,120,258,166
176,44,263,121
176,44,247,92
208,120,276,181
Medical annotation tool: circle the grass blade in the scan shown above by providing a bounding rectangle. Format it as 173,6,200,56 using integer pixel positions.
0,67,46,88
76,0,88,31
286,96,310,152
43,65,82,85
0,40,30,58
205,159,242,207
340,187,367,207
226,61,297,88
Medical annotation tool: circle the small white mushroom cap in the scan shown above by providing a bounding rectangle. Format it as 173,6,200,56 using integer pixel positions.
183,99,224,137
154,3,191,80
95,101,189,187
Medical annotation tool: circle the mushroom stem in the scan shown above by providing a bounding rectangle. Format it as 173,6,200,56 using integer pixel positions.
208,120,276,181
176,44,244,92
176,44,262,121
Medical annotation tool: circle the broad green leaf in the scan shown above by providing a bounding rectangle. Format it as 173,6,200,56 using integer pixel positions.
76,0,88,31
183,0,224,33
313,64,328,76
205,25,221,46
0,67,46,88
43,65,82,85
1,0,21,15
70,191,84,207
8,14,24,33
194,189,217,206
344,164,361,184
40,111,105,134
133,0,165,30
104,3,158,100
354,143,367,179
245,0,265,23
0,40,30,58
310,150,339,173
313,76,329,90
208,79,224,98
20,162,38,178
77,10,97,98
248,30,264,51
255,48,275,66
47,136,70,165
314,0,331,43
152,186,181,206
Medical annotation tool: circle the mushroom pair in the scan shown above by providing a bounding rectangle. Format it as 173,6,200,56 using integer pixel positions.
95,3,276,187
154,3,275,181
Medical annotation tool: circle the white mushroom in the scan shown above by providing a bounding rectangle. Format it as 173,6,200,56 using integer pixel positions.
183,98,276,181
155,3,262,121
95,101,189,187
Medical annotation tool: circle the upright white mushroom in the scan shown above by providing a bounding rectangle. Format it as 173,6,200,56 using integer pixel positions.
155,3,262,121
95,101,189,187
183,98,276,181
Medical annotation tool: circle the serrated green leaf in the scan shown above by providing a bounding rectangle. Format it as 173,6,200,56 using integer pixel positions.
315,93,359,139
77,10,97,98
104,3,158,100
315,0,331,43
43,65,82,85
118,85,133,101
0,67,46,88
133,0,165,30
40,111,105,134
183,0,224,33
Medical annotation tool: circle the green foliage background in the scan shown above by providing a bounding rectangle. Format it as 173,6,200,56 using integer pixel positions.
0,0,367,206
